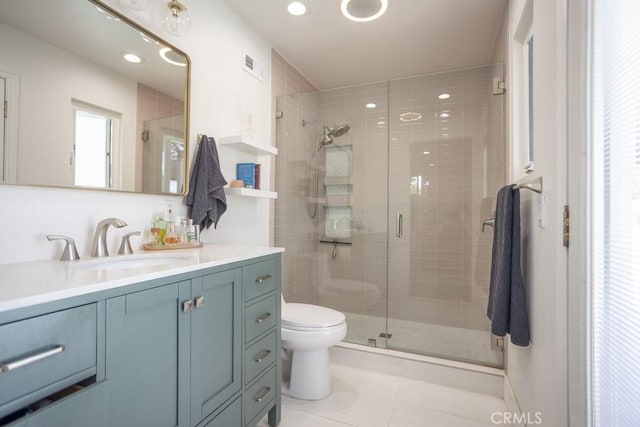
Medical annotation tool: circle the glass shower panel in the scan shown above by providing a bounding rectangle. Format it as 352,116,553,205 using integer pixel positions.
316,82,390,348
387,66,505,367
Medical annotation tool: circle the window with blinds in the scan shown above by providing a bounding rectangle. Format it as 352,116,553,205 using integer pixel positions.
590,1,640,425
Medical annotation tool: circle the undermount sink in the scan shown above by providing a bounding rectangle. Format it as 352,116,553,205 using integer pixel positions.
74,254,193,271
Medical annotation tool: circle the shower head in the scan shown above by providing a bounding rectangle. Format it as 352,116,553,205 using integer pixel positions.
321,124,351,145
327,124,350,138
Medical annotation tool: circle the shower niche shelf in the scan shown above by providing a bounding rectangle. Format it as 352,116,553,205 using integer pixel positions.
224,187,277,199
219,135,278,156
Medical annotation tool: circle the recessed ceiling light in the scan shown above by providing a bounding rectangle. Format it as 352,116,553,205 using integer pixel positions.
377,121,385,125
400,112,422,122
341,0,388,22
122,52,143,63
287,1,307,16
442,133,449,136
366,102,377,109
438,93,450,100
439,112,450,118
423,151,430,155
159,47,187,67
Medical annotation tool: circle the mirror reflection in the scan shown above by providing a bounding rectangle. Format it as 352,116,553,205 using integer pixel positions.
0,0,189,194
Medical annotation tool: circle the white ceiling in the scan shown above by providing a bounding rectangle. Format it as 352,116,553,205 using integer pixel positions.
222,0,506,90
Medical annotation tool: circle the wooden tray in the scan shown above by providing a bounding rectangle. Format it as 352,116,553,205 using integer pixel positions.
143,242,203,251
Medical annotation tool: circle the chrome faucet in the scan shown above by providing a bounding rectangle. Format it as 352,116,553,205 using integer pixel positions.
91,218,127,257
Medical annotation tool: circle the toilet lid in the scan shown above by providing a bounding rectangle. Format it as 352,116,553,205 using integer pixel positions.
282,303,345,328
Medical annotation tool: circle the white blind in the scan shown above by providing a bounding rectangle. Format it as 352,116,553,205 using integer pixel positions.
591,1,640,425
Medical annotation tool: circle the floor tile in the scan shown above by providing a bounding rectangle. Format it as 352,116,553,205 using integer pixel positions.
389,402,498,427
257,407,356,427
260,362,505,427
395,377,506,424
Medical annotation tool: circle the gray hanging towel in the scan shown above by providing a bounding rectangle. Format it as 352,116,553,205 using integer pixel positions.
487,185,530,346
186,135,228,230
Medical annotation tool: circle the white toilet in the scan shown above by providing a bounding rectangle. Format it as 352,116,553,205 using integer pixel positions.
281,296,347,400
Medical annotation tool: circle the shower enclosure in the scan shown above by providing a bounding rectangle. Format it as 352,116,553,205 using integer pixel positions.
275,64,505,367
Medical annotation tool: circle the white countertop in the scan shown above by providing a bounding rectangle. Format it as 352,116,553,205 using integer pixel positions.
0,244,284,313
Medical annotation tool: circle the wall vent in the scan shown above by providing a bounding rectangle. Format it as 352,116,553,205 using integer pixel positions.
242,51,264,82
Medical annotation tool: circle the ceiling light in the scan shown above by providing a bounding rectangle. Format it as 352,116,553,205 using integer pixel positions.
438,93,450,100
423,151,430,155
439,112,450,118
366,102,377,109
400,112,422,122
161,0,191,36
287,1,307,16
377,121,385,125
159,47,187,67
122,52,143,63
341,0,388,22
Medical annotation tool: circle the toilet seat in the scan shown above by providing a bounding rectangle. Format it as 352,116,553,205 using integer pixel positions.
282,303,345,330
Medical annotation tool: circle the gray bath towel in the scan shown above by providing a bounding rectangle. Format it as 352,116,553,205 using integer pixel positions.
186,135,227,230
487,185,530,346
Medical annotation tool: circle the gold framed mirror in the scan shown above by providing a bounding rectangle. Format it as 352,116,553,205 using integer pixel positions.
0,0,190,195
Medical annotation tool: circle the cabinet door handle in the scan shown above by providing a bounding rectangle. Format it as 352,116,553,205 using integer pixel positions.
1,345,65,373
182,300,194,312
254,350,272,363
253,386,272,403
194,296,205,309
255,312,272,323
256,274,272,284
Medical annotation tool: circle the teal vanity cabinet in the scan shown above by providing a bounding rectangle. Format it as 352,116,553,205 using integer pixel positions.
0,252,281,427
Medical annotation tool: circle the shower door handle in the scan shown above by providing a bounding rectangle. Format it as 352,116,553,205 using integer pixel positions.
396,212,403,238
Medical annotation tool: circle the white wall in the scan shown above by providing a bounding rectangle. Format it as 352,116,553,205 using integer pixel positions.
0,0,273,263
506,0,568,425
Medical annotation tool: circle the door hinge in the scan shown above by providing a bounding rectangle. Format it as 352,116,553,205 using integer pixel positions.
3,100,7,118
491,335,505,352
563,205,570,248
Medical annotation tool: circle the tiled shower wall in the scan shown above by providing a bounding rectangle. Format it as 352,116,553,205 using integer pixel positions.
271,50,320,304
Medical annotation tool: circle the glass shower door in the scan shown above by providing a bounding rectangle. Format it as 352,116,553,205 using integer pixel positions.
386,66,505,367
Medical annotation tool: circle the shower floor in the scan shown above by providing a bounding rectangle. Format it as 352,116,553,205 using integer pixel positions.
343,312,504,368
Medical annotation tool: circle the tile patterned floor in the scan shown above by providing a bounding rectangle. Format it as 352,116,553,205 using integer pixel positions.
258,363,506,427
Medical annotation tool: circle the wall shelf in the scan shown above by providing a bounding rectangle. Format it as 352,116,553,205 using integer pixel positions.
224,187,277,199
219,136,278,156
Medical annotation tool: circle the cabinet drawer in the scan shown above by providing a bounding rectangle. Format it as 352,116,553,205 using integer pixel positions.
244,259,277,302
245,295,277,343
244,366,276,424
244,331,276,385
0,304,97,414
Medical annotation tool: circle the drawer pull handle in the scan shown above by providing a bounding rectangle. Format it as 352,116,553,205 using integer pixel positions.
1,345,66,373
256,274,272,284
253,386,272,403
255,312,272,323
254,350,272,363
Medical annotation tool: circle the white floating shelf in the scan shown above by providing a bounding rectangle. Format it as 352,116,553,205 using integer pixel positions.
219,136,278,156
224,187,278,199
